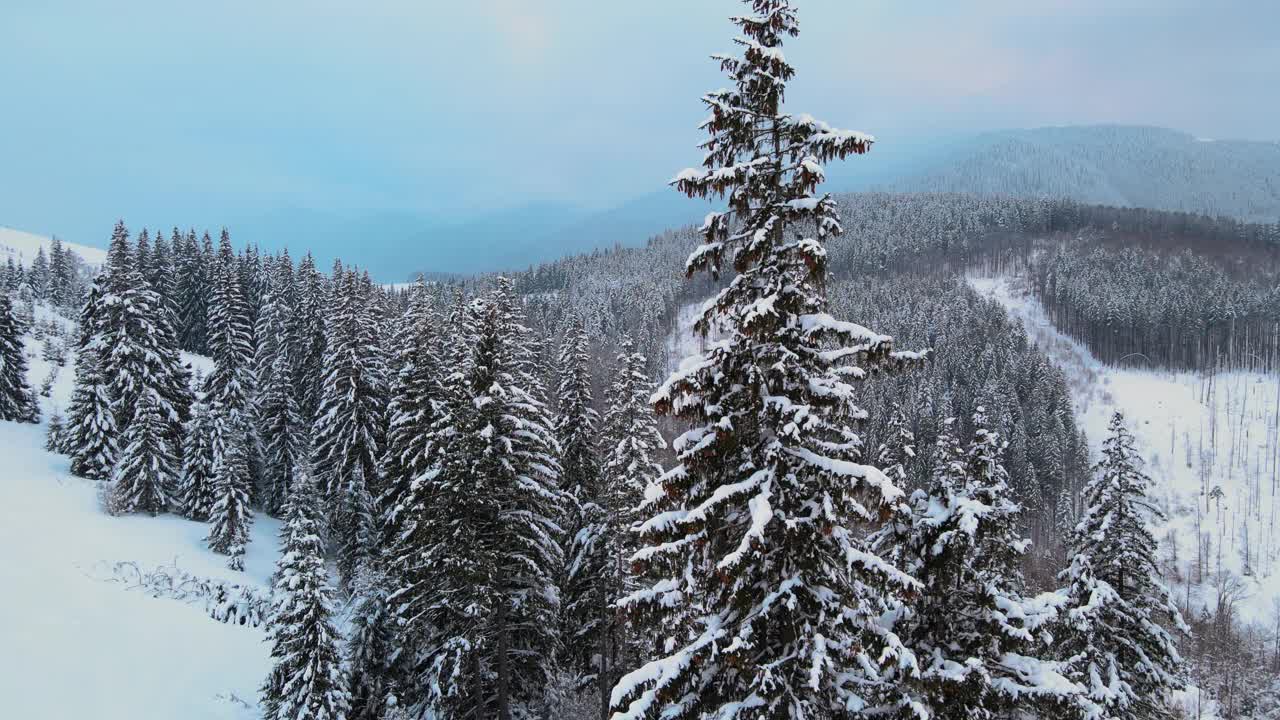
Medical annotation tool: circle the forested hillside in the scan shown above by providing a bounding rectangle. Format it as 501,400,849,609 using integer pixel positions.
891,126,1280,223
3,1,1278,719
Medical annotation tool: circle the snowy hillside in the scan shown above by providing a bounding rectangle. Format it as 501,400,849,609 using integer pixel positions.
0,225,107,268
0,313,280,720
971,275,1280,623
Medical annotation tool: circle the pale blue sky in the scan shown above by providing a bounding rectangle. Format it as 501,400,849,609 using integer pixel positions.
2,0,1276,246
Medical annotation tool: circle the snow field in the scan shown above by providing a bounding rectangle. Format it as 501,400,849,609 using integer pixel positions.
970,274,1280,624
0,307,281,720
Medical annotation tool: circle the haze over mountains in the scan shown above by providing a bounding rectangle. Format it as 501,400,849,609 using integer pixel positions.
11,125,1278,281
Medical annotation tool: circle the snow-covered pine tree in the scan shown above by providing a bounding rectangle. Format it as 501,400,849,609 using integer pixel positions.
345,560,400,720
49,236,74,309
176,229,211,354
45,408,66,452
311,268,386,581
389,282,563,720
564,337,664,720
108,392,179,516
1057,412,1187,720
260,466,351,720
0,290,39,423
148,228,179,324
96,222,192,448
556,312,600,503
179,394,219,520
30,246,50,300
205,228,255,418
207,407,255,571
336,461,375,594
889,410,1077,719
67,350,117,480
377,275,446,550
292,252,328,428
259,338,306,517
614,4,924,718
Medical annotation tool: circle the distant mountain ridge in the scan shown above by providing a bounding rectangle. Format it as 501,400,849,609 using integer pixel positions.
887,125,1280,223
13,126,1275,281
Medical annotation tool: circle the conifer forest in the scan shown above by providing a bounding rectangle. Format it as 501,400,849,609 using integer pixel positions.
2,1,1280,719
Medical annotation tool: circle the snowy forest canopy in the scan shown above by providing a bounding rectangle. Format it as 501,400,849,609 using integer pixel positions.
3,1,1279,719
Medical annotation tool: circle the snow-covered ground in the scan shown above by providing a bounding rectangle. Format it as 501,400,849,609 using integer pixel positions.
0,225,106,268
970,274,1280,624
0,309,280,720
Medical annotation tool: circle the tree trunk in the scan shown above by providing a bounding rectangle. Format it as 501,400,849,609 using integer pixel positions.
496,602,512,720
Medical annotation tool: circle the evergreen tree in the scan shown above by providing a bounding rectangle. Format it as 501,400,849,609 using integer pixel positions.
49,236,75,309
615,4,923,718
109,392,178,516
206,229,255,417
1057,412,1187,720
176,230,211,354
67,350,116,480
0,290,38,423
556,312,600,502
207,407,254,571
565,337,664,719
345,562,400,720
377,276,446,550
335,462,375,594
30,246,50,300
260,467,351,720
311,269,386,578
389,283,563,720
45,408,65,452
96,222,191,446
259,338,306,516
179,395,218,520
888,411,1077,719
293,253,328,427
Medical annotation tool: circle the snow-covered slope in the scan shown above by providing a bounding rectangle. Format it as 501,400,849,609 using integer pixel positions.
0,313,280,720
0,225,107,268
970,275,1280,623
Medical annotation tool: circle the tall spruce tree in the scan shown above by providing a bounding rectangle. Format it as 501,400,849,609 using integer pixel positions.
0,290,38,423
388,282,564,720
1057,412,1187,720
67,350,116,480
311,268,386,583
179,394,219,520
29,246,50,300
176,230,211,354
556,312,600,503
293,253,328,428
376,276,446,550
206,229,255,416
565,337,664,720
613,3,924,718
108,391,178,516
260,466,351,720
207,407,255,571
259,338,306,516
886,411,1078,719
49,236,75,309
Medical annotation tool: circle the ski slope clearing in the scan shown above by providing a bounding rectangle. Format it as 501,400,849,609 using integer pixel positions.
0,225,107,267
0,320,280,720
970,275,1280,624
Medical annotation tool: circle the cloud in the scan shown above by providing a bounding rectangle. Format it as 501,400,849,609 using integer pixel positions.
487,0,554,65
